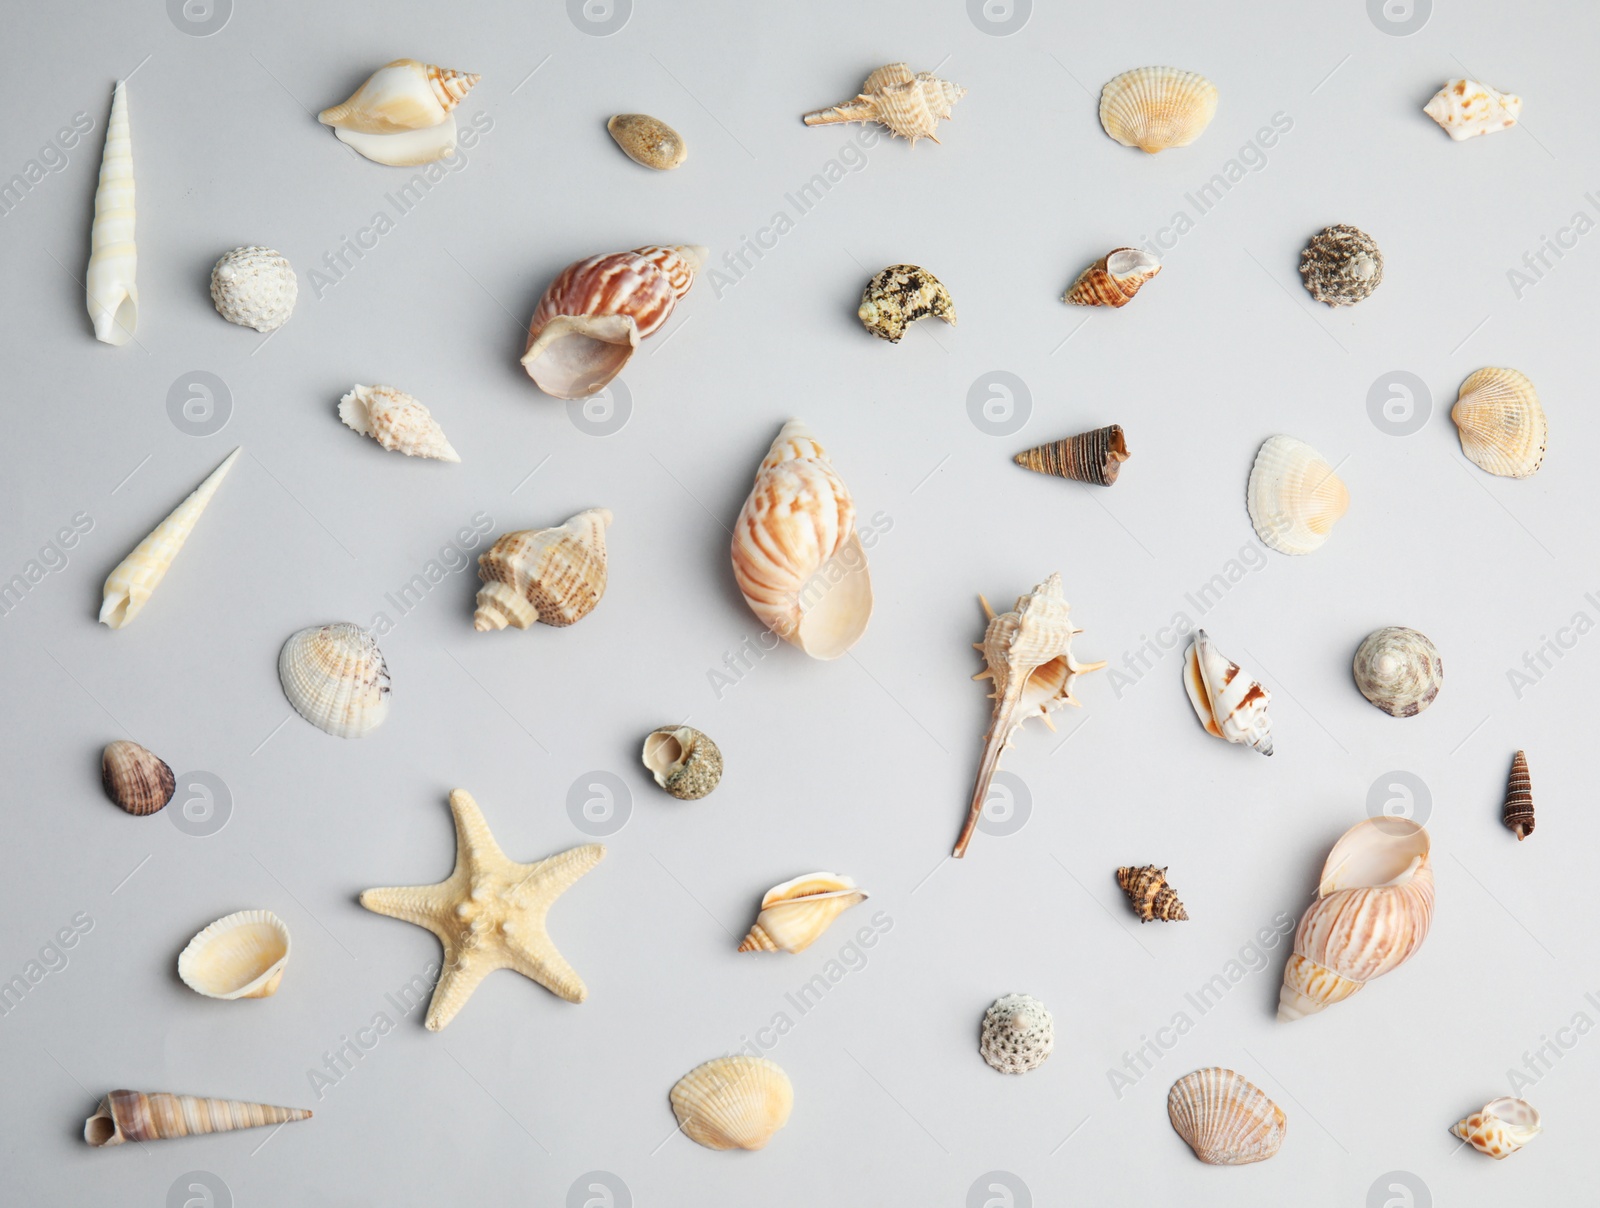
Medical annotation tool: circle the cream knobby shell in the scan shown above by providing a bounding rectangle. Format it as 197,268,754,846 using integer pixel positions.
177,910,290,1000
979,993,1054,1074
1168,1068,1286,1164
338,384,460,462
210,247,297,333
641,726,722,800
1452,367,1546,478
670,1056,793,1150
738,872,867,953
278,623,391,738
1099,66,1218,152
1246,435,1348,555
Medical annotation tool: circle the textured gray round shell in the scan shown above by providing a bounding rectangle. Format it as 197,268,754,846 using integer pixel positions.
641,726,723,800
1299,225,1383,307
1353,626,1442,717
979,992,1054,1074
210,246,298,333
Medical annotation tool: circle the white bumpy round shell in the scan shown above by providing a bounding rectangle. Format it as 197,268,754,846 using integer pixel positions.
177,909,290,999
210,247,298,333
1246,435,1349,555
1452,367,1546,478
979,993,1054,1074
670,1056,793,1150
1167,1068,1286,1164
278,623,391,738
1099,67,1218,152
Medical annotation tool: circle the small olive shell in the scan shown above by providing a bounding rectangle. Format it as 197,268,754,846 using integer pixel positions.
607,114,687,170
641,726,722,799
101,740,176,816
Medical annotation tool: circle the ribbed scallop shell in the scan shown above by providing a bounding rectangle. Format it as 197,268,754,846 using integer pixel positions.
1184,630,1272,755
642,726,723,800
521,245,705,399
474,508,610,631
210,247,297,333
1278,817,1434,1021
85,1090,311,1146
1452,367,1546,478
338,384,460,462
1503,750,1534,840
278,623,391,739
670,1056,793,1151
730,420,873,660
1247,435,1348,555
101,740,175,816
801,62,966,145
1014,425,1130,486
1167,1068,1286,1164
177,910,290,1000
1452,1097,1541,1158
87,80,136,346
737,872,867,953
1099,67,1218,153
979,993,1054,1074
1064,249,1161,307
1353,626,1442,717
317,58,479,134
1425,79,1522,140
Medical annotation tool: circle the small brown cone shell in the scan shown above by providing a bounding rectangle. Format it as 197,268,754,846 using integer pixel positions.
1502,750,1534,840
1014,425,1129,486
1116,864,1188,922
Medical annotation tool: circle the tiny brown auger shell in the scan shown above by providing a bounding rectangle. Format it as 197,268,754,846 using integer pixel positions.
1116,865,1189,922
101,740,175,815
1014,425,1129,486
85,1090,310,1146
1502,750,1534,840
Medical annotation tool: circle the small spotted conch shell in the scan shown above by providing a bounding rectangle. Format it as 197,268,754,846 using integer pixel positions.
177,910,290,1000
1452,1097,1541,1159
1167,1068,1286,1165
1278,816,1435,1021
521,245,705,399
957,574,1105,857
210,246,297,333
1246,435,1348,556
670,1056,792,1151
1352,626,1442,717
1503,750,1534,840
1064,248,1162,307
101,740,175,816
802,62,966,145
641,726,723,800
1452,367,1546,478
857,264,956,342
278,622,391,739
1183,630,1272,755
730,420,873,660
1300,224,1383,306
738,873,867,954
85,1090,311,1146
1014,425,1129,486
1098,67,1218,153
1425,79,1521,140
338,384,460,462
473,508,611,631
1115,865,1189,922
317,58,479,166
980,994,1054,1074
87,81,136,346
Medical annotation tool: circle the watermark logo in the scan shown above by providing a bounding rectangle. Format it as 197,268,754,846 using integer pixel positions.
967,0,1031,36
967,1170,1031,1208
568,0,632,35
567,381,632,437
1367,371,1431,437
975,771,1031,838
168,371,233,437
567,1171,632,1208
1366,1170,1431,1208
1366,771,1432,830
168,1171,232,1208
169,771,232,837
567,772,632,837
1366,0,1430,36
167,0,232,36
967,371,1031,437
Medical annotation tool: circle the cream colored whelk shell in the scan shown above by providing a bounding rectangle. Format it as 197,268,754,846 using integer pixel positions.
177,910,290,1000
87,80,136,346
641,726,722,800
210,247,297,333
317,58,480,166
670,1055,793,1151
1183,630,1272,755
1352,626,1442,717
1451,1097,1541,1158
278,622,391,738
1425,79,1522,140
474,509,611,631
1246,435,1348,555
338,384,460,462
738,873,867,953
979,993,1054,1074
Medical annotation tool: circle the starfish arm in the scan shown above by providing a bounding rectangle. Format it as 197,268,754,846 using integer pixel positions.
509,843,606,903
502,931,588,1003
448,788,509,868
359,884,456,937
424,948,502,1031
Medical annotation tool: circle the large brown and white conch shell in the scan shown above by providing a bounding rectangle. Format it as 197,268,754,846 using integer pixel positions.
730,420,873,660
473,508,611,631
670,1056,793,1151
520,245,705,399
87,81,136,345
1167,1068,1286,1165
802,62,966,145
1064,249,1161,307
737,872,867,954
85,1090,310,1146
1183,630,1272,755
1451,1096,1541,1158
317,58,480,166
956,574,1105,857
1278,817,1435,1021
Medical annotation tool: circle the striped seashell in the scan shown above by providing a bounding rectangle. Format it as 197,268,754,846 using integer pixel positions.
1064,249,1161,307
670,1056,793,1150
738,872,866,953
1452,367,1546,478
1183,630,1272,755
278,623,391,738
1115,864,1189,922
338,384,460,462
317,59,479,135
87,81,137,346
1353,626,1442,717
1099,67,1218,153
1167,1068,1286,1164
802,62,966,146
1452,1096,1541,1158
85,1090,310,1146
178,909,290,1000
1246,435,1348,555
521,245,705,399
641,726,723,800
101,740,175,815
1014,425,1129,486
474,508,611,631
1502,750,1534,840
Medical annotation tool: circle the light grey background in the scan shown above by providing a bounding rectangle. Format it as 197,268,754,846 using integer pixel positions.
2,0,1594,1203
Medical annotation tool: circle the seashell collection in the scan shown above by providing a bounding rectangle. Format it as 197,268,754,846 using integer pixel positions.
1352,626,1443,717
1115,864,1190,922
802,63,966,145
857,264,956,342
1167,1068,1286,1165
979,993,1054,1074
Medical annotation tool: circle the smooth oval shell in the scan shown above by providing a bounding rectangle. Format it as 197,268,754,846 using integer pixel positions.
1099,66,1217,152
1300,224,1383,306
85,1090,310,1146
474,508,610,631
641,726,722,800
980,993,1054,1074
210,247,297,333
1452,1097,1541,1158
338,384,460,462
177,910,290,1000
1064,249,1161,307
607,113,686,169
1353,626,1442,717
1246,435,1348,555
1184,630,1272,755
1167,1068,1286,1164
1425,79,1521,140
670,1056,793,1150
317,58,478,134
1452,367,1546,478
738,872,867,953
278,623,391,739
101,740,175,816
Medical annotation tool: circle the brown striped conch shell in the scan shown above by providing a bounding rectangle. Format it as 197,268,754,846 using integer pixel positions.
1452,367,1546,478
521,245,705,399
101,740,175,816
1502,750,1534,840
1452,1097,1541,1158
85,1090,310,1146
278,622,391,738
1099,67,1218,153
1246,435,1348,555
1064,249,1161,307
1425,79,1521,140
177,909,290,1000
1183,630,1272,755
1167,1068,1286,1164
1115,864,1189,922
730,420,872,660
1352,626,1442,717
474,508,611,631
1278,816,1434,1021
87,81,136,346
957,574,1105,857
737,872,866,953
1014,425,1129,486
802,62,966,146
318,58,479,165
339,384,460,462
670,1056,793,1151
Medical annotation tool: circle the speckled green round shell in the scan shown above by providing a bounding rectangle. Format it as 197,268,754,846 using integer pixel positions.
642,726,723,800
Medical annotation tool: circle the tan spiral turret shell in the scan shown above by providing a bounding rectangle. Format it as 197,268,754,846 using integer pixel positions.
474,508,611,631
1064,249,1161,307
84,1090,310,1146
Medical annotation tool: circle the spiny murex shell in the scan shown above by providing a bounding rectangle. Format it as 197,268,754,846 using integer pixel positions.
210,247,297,333
474,508,610,631
607,113,686,170
1015,425,1129,486
1278,816,1434,1021
857,264,956,342
101,740,175,816
671,1055,793,1151
1099,67,1218,153
642,726,723,800
278,622,391,738
521,245,705,399
177,910,290,1000
802,62,966,145
1452,1096,1541,1159
1116,864,1189,922
1184,630,1272,755
1425,79,1521,140
1503,750,1534,840
1452,367,1546,478
980,993,1054,1074
100,448,241,629
956,574,1105,857
738,872,866,953
87,81,136,346
731,420,873,660
1353,626,1442,717
339,384,460,462
1246,435,1348,556
85,1090,310,1146
1300,224,1383,306
1064,249,1161,307
1167,1068,1286,1165
318,58,479,166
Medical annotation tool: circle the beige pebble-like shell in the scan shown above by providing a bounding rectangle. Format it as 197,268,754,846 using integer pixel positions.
1452,1097,1541,1158
1425,79,1522,140
1300,225,1383,306
607,113,686,169
210,247,297,333
1099,67,1218,153
802,62,966,145
474,508,611,631
670,1056,793,1151
278,623,391,739
1167,1068,1286,1164
738,872,867,953
177,910,290,1000
1246,435,1348,555
641,726,723,800
1184,630,1272,755
1064,248,1161,307
85,1090,310,1146
1452,367,1546,478
857,264,956,342
338,384,460,462
101,740,175,816
1353,627,1442,717
979,993,1054,1074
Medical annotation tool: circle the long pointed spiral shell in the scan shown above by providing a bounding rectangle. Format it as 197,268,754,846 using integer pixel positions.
670,1056,793,1151
1167,1068,1285,1165
737,873,866,953
85,1090,310,1146
87,81,136,346
1502,750,1534,840
1014,425,1129,486
474,508,611,631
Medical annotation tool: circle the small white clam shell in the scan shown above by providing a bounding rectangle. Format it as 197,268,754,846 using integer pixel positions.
177,910,290,1000
278,623,391,738
1246,435,1349,555
338,384,460,462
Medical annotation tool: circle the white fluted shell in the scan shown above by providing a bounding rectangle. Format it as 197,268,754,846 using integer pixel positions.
670,1056,793,1151
1247,435,1348,555
1168,1068,1286,1164
177,910,290,1000
1099,66,1218,153
1452,367,1546,478
278,623,391,738
1452,1097,1541,1159
1183,629,1272,755
339,384,460,462
1352,627,1442,717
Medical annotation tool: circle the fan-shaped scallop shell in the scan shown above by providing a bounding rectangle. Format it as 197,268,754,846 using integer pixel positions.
278,623,391,739
641,726,723,800
1246,435,1348,555
474,508,610,631
177,910,290,1000
670,1056,793,1151
1502,750,1534,840
210,247,297,333
1184,630,1272,755
101,740,176,816
1099,67,1218,153
1167,1068,1286,1164
338,384,460,462
1300,225,1383,306
317,58,479,135
85,1090,310,1146
801,62,966,145
1452,367,1546,478
521,245,705,399
1425,79,1521,140
1352,627,1442,717
979,993,1054,1074
87,81,136,346
1452,1097,1541,1158
738,872,866,953
1064,249,1161,307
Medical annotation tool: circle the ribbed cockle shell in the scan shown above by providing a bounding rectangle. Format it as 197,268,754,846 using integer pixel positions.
474,508,611,631
802,62,966,145
101,740,175,816
177,910,290,1000
1452,367,1546,479
1099,67,1218,153
278,622,391,739
1183,630,1272,755
1167,1068,1286,1164
1452,1097,1541,1158
738,872,866,953
85,1090,310,1146
1246,435,1348,556
1064,249,1161,307
670,1056,793,1151
1502,750,1534,840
